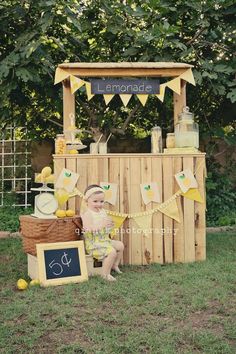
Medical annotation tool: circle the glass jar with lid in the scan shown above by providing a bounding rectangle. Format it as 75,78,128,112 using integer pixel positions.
174,107,199,148
166,133,175,148
55,134,66,154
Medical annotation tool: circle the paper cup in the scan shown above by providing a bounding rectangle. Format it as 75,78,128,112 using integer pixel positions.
99,142,107,154
90,143,98,154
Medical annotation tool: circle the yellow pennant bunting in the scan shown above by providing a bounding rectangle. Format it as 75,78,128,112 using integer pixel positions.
109,214,127,238
158,197,180,222
70,75,85,94
54,68,70,85
137,94,149,106
156,84,166,102
85,82,95,101
119,94,132,107
133,214,153,237
103,94,115,105
166,77,181,95
181,188,204,203
180,69,196,86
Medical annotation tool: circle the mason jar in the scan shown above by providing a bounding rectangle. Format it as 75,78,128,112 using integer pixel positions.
174,107,199,148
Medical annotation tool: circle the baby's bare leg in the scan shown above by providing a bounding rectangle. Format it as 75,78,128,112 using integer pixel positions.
111,240,124,271
102,248,117,281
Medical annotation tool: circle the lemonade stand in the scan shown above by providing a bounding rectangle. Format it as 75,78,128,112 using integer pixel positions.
53,62,206,265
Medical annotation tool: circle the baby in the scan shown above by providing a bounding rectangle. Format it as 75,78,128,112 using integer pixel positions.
81,184,124,281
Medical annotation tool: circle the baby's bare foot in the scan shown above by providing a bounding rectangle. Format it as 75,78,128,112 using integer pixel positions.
112,267,122,274
102,274,117,282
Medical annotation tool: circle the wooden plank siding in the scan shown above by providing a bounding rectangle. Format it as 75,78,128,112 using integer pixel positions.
54,153,206,265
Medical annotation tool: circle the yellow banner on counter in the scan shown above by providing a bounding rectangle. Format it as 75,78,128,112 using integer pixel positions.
181,188,204,203
158,195,180,222
133,213,153,237
108,214,127,238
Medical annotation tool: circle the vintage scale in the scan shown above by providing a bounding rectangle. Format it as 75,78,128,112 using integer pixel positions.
31,167,58,219
65,113,87,152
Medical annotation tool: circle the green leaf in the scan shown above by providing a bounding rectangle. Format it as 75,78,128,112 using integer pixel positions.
15,68,34,82
227,89,236,103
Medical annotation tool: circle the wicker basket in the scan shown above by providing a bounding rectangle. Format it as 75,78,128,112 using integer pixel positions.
19,215,82,256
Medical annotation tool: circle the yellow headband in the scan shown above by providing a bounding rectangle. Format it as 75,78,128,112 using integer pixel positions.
84,187,104,201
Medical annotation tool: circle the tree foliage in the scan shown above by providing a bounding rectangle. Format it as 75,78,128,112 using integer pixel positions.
0,0,235,145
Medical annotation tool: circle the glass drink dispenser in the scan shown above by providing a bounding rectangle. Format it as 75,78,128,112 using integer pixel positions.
174,107,199,148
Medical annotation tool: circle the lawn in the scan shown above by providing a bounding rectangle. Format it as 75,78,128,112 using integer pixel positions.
0,232,236,354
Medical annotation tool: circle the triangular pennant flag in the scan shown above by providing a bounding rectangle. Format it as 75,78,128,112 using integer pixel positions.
181,188,204,203
119,94,132,107
103,94,115,105
85,82,95,101
156,84,166,102
180,68,196,86
109,214,127,238
166,77,181,95
54,68,70,85
137,94,148,106
70,75,85,94
158,197,180,222
133,214,153,237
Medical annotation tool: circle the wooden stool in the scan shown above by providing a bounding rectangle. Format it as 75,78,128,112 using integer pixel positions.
86,255,103,276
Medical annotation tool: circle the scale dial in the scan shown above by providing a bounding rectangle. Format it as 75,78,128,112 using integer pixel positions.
36,193,58,215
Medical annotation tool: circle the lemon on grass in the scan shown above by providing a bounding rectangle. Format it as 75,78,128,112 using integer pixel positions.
17,278,28,290
55,209,67,218
65,209,75,217
30,279,40,286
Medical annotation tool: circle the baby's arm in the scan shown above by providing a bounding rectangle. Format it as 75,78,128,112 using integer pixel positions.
102,212,114,229
81,211,94,232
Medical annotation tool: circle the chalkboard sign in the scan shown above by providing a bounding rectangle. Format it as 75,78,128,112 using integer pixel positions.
36,241,88,286
91,79,160,95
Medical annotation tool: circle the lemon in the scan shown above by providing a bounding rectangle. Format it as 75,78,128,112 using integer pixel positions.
17,278,28,290
55,209,66,218
66,209,75,217
69,149,78,154
30,279,40,286
41,166,52,178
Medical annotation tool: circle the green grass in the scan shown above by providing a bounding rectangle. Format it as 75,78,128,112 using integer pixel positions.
1,232,236,354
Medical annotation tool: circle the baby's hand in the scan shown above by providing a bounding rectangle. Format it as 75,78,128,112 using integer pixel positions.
103,217,114,229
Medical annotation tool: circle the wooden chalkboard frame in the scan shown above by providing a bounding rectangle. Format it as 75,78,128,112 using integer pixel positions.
36,241,88,286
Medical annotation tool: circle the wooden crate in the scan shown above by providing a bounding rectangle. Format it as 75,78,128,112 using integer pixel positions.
54,153,206,265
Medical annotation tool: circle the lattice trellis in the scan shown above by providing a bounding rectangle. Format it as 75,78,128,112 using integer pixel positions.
0,126,31,207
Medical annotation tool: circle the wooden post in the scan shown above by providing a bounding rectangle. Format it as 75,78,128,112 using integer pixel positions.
63,80,75,138
173,80,186,126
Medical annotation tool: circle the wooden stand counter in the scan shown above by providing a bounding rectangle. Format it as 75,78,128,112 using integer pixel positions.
54,153,206,266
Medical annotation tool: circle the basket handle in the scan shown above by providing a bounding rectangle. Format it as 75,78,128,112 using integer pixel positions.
46,220,58,234
72,217,83,229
